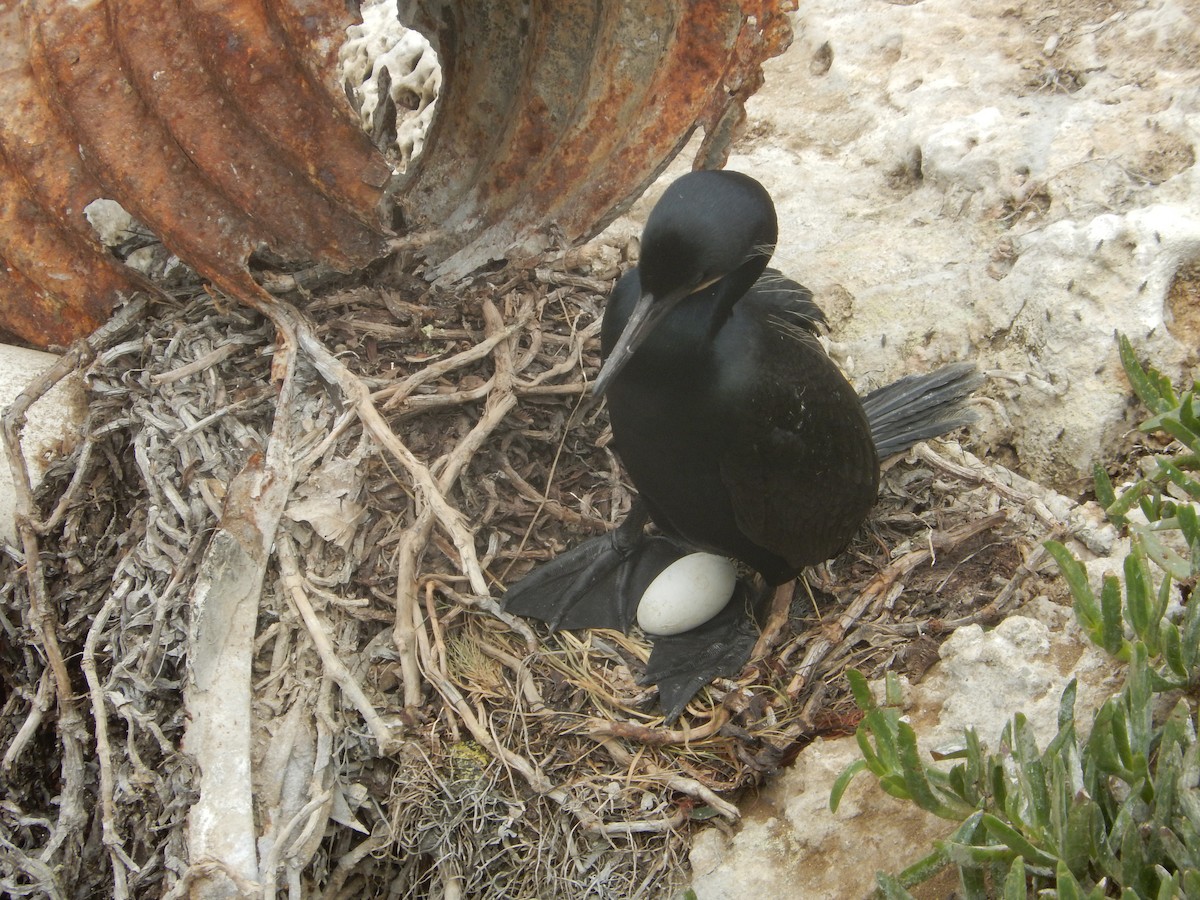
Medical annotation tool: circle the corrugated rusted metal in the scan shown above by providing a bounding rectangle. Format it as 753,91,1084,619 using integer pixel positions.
0,0,793,349
403,0,795,280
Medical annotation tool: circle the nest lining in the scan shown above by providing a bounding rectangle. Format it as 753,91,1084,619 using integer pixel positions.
0,253,1066,899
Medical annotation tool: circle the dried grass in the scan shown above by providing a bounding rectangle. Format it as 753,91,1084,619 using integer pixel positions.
0,252,1065,898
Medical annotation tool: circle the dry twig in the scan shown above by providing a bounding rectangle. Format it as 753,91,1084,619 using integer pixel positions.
0,259,1057,899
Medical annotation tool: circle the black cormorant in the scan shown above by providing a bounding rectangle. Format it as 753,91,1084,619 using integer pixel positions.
505,169,981,719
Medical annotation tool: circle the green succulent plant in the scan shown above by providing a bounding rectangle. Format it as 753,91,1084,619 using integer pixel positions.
833,334,1200,899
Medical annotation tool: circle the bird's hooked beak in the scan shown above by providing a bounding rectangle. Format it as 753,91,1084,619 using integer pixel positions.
593,290,679,397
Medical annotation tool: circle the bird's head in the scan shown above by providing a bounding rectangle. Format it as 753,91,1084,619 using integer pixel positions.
594,170,778,395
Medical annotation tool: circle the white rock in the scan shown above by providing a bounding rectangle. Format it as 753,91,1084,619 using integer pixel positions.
636,553,737,636
597,0,1200,489
690,602,1124,899
83,198,135,247
0,345,87,545
340,0,441,172
920,106,1011,199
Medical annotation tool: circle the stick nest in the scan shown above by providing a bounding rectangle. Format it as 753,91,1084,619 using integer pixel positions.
0,249,1067,898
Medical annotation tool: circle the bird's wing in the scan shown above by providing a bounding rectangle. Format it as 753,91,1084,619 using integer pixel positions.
714,291,879,573
757,268,827,334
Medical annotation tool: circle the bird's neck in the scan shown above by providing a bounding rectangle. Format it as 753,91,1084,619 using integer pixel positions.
638,281,735,377
644,254,769,366
603,254,770,383
704,254,768,337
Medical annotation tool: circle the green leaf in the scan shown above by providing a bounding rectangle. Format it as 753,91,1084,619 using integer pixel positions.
1099,574,1129,659
879,773,912,802
1180,592,1200,673
1046,748,1072,854
991,755,1010,813
847,668,874,710
897,720,969,819
1181,869,1200,896
1142,408,1200,455
1011,714,1052,827
963,727,985,806
1002,857,1027,900
1156,826,1195,878
1140,493,1163,524
1056,858,1084,900
958,859,988,900
1124,643,1154,755
935,839,1019,868
934,847,1042,886
1063,797,1101,876
1107,479,1150,522
1112,701,1134,769
1162,621,1187,680
857,700,905,776
1158,459,1200,504
1057,678,1079,735
1178,766,1200,839
949,763,967,799
893,847,952,890
932,745,971,761
866,706,903,769
1118,806,1149,893
1123,550,1153,640
830,759,869,813
875,871,918,900
1157,566,1174,631
856,725,886,776
1119,333,1176,414
980,812,1060,868
1046,541,1101,636
1162,393,1200,454
1135,526,1191,583
1148,667,1183,694
954,811,987,841
1152,747,1181,831
1166,697,1196,746
1154,871,1180,900
1094,463,1118,514
1086,700,1130,779
1182,391,1200,433
884,670,905,707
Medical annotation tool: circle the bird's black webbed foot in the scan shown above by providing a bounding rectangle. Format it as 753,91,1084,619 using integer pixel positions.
503,507,682,632
641,580,768,723
505,499,775,721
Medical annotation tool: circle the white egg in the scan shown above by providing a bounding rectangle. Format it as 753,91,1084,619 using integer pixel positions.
636,552,738,636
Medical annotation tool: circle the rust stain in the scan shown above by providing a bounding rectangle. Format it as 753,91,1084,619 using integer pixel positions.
181,0,393,202
114,0,386,268
0,2,147,345
31,0,266,274
405,0,795,280
0,150,142,343
0,0,792,349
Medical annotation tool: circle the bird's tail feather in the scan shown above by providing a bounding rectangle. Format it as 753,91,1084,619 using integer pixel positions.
861,362,982,457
